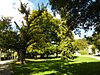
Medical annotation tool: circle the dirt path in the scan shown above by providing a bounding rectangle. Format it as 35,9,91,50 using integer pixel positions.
0,60,14,65
0,60,14,75
0,64,13,75
88,55,100,60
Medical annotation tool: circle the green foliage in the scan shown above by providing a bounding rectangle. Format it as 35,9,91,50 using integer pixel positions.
0,17,12,31
26,10,60,58
91,45,96,54
29,10,60,43
91,45,96,51
13,1,50,63
88,33,100,51
80,50,88,55
26,10,75,59
49,0,100,32
0,17,18,51
44,44,56,55
74,39,89,51
59,38,75,60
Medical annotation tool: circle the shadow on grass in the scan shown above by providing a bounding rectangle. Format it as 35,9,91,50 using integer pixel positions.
12,58,100,75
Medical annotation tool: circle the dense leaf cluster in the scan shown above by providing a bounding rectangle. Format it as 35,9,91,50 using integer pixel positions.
49,0,100,32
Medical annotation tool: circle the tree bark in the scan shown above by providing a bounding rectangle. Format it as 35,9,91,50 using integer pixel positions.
40,54,44,58
16,49,26,64
56,52,58,57
20,50,26,64
17,50,20,61
47,54,49,58
0,50,1,61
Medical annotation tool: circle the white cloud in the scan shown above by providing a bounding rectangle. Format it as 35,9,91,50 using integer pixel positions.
0,0,34,28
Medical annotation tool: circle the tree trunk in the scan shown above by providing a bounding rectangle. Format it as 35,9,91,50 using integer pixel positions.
17,50,20,61
16,49,26,64
0,50,1,61
40,54,44,58
56,52,58,57
47,54,49,58
20,50,26,64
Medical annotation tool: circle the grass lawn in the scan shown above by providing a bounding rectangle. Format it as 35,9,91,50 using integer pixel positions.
12,56,100,75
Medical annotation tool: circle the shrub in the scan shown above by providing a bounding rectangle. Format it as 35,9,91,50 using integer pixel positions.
80,50,88,55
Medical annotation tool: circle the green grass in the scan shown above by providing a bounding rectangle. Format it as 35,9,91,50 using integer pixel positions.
12,56,100,75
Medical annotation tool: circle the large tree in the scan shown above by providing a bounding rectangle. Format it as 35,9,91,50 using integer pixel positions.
13,1,48,64
26,10,59,58
49,0,100,32
20,8,75,59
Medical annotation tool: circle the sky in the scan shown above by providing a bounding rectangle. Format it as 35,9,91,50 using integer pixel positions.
74,29,94,39
0,0,93,39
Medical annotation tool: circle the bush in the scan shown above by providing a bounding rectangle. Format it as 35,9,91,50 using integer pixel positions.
80,50,88,55
91,45,96,54
61,50,74,61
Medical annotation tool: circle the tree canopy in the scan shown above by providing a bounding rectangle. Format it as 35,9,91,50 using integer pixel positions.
74,39,88,51
49,0,100,33
86,33,100,51
0,17,13,49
